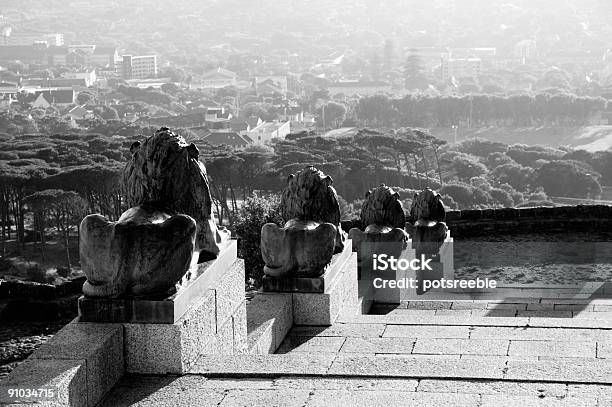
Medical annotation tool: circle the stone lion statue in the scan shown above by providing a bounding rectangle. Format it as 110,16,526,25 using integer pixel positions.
406,187,448,247
122,127,227,259
348,184,408,262
359,184,406,233
261,166,346,278
80,128,229,298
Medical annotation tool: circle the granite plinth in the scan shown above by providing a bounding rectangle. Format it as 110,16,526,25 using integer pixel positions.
292,252,358,326
0,319,123,407
262,240,352,293
124,257,246,374
247,293,293,354
78,240,237,323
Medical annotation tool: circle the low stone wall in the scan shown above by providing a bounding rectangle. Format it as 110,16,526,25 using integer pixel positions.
342,205,612,238
0,277,85,321
445,205,612,238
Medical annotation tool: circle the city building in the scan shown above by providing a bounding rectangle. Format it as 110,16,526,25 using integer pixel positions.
248,120,290,145
202,132,253,148
62,70,97,87
0,82,17,110
31,89,75,108
327,80,393,97
121,55,157,79
2,32,64,46
440,58,482,82
194,68,237,89
254,76,288,97
23,78,87,89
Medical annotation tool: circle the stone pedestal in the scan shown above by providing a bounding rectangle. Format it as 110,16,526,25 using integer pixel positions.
261,240,358,326
79,239,246,375
414,230,454,295
362,231,454,304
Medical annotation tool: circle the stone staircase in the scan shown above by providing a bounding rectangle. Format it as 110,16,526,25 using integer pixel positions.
99,295,612,406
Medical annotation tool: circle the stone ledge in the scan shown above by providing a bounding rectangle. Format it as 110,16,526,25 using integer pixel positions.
0,358,87,407
292,253,358,326
78,240,237,324
124,259,246,374
247,293,293,354
0,319,123,407
261,242,353,293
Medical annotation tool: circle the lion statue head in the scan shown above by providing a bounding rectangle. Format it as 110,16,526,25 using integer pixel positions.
280,166,341,225
409,187,446,223
279,166,345,253
122,127,223,258
360,184,405,229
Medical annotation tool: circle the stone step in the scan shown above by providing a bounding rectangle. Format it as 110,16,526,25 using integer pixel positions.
100,372,612,406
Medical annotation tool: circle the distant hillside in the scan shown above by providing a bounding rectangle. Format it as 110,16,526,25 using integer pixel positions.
429,126,612,152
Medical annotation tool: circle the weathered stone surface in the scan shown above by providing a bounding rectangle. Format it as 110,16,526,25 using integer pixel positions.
306,390,479,407
480,395,596,407
504,359,612,383
598,341,611,358
291,252,357,326
262,241,352,293
100,376,226,407
408,188,446,223
508,340,596,358
247,293,293,354
360,184,406,229
276,335,346,354
340,337,415,354
470,326,612,342
348,184,408,270
122,128,229,258
192,354,336,375
232,300,248,354
215,255,245,327
413,339,509,356
261,220,337,278
261,166,346,278
417,379,567,397
289,323,386,338
80,209,197,298
221,389,311,407
273,377,419,391
124,288,218,374
328,355,505,379
0,358,87,407
383,325,471,339
406,300,453,310
78,240,237,323
31,321,124,406
80,128,230,299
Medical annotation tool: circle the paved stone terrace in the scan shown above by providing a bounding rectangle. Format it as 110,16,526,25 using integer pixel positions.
101,297,612,406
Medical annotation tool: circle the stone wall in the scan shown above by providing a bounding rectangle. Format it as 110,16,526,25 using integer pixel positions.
341,205,612,238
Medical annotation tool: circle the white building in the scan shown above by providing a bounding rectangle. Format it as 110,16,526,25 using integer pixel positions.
121,55,157,79
248,121,290,145
63,70,97,87
193,68,237,89
4,32,64,46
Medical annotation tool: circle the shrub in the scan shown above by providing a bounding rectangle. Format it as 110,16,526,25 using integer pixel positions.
489,188,514,207
234,193,284,287
26,266,51,283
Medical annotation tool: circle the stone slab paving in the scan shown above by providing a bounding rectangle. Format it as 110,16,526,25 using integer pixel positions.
100,300,612,406
100,375,612,407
